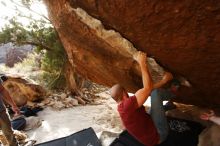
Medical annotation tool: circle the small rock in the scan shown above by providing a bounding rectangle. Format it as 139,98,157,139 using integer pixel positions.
71,98,79,106
37,102,45,107
53,96,58,100
41,98,50,105
47,102,55,106
75,96,86,105
53,94,59,97
53,101,65,110
26,101,36,107
65,97,78,106
60,93,67,99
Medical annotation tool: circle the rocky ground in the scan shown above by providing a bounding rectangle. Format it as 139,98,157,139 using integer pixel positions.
0,83,124,146
23,94,220,146
25,89,123,146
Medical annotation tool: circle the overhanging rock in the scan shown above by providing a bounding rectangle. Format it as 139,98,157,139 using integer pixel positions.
44,0,220,107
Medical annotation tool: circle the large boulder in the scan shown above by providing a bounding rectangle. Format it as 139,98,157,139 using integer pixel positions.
3,76,46,106
44,0,220,107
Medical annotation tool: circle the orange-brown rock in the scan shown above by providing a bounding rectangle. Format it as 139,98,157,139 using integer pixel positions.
44,0,220,107
3,76,46,106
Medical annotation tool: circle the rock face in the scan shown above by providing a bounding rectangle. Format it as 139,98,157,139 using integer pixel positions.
44,0,220,107
198,124,220,146
3,76,46,106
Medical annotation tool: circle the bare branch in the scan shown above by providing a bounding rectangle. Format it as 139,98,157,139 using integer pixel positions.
13,40,52,51
9,0,51,22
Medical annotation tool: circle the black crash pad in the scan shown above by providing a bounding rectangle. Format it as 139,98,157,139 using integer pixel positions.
36,127,101,146
110,117,205,146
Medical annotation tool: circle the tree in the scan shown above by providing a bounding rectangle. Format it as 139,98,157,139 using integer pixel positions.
0,0,80,93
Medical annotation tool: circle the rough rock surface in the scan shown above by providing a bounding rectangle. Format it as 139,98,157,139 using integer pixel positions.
3,76,46,106
44,0,220,107
198,124,220,146
0,130,29,146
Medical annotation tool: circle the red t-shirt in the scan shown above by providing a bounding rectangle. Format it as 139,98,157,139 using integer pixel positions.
118,95,159,146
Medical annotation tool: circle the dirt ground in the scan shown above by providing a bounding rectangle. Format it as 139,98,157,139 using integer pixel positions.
26,91,123,145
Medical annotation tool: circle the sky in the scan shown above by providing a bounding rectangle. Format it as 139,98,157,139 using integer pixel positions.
0,0,48,29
